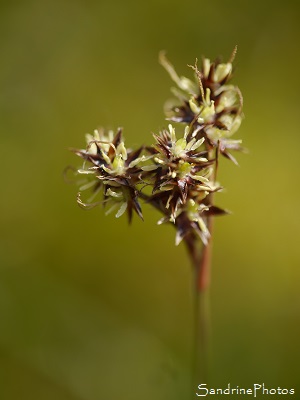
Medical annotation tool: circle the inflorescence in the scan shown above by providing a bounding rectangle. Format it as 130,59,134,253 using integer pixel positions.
69,47,244,249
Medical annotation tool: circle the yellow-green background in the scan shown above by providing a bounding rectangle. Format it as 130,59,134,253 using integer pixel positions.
1,0,299,399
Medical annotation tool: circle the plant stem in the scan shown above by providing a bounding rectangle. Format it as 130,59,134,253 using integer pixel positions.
190,216,213,398
197,216,213,291
139,183,214,394
191,146,216,395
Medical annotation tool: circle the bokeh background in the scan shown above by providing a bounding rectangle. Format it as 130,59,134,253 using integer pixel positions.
1,0,300,399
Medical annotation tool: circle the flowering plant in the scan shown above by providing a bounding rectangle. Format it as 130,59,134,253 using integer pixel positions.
69,47,243,287
67,47,244,382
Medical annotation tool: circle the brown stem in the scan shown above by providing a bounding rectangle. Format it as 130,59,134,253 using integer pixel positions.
139,181,214,392
190,218,213,397
196,146,216,292
191,147,216,393
197,216,213,291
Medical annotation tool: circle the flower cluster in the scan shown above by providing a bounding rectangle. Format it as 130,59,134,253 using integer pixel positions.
159,47,243,164
146,124,219,245
69,49,243,248
72,128,146,222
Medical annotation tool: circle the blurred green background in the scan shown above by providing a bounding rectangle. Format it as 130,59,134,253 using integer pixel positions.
1,0,300,399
